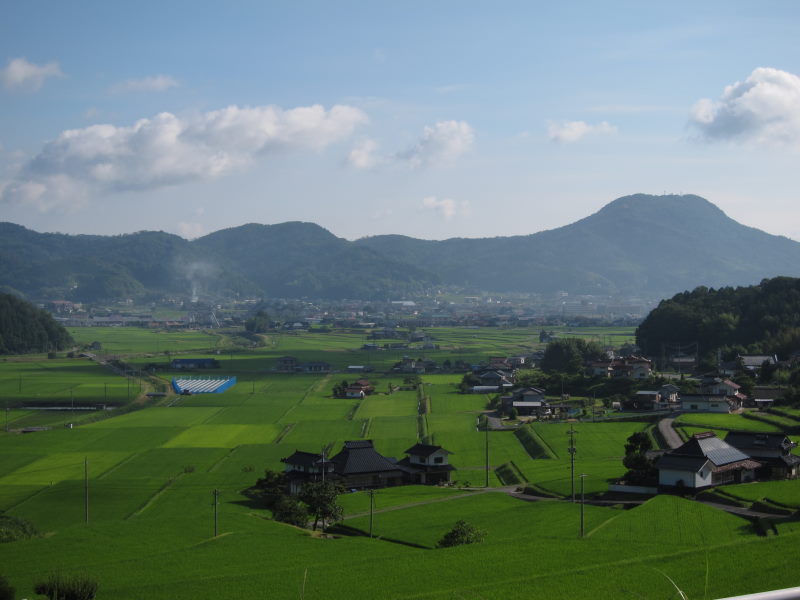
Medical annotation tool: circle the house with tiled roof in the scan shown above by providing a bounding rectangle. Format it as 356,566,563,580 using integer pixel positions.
397,444,455,484
281,440,454,493
724,432,800,480
655,432,761,489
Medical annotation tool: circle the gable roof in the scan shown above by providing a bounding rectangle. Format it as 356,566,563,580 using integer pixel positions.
724,431,797,453
282,450,322,468
656,432,762,475
404,443,451,457
330,440,401,475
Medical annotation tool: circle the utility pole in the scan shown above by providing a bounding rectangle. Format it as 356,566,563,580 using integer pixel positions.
85,457,89,524
567,425,578,502
213,489,220,537
579,473,586,537
104,383,107,404
485,421,490,488
368,489,375,538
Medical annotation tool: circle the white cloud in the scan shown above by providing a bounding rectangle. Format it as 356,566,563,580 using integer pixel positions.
347,139,381,170
421,196,470,220
1,57,63,91
1,103,367,210
176,221,206,240
689,67,800,144
111,75,179,94
400,121,474,167
547,120,617,143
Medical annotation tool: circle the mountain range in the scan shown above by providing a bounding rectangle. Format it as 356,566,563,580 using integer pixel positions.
3,194,800,302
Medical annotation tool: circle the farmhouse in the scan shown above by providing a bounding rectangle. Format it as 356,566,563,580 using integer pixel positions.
724,432,800,479
281,440,454,492
590,355,653,379
680,394,738,413
655,432,761,490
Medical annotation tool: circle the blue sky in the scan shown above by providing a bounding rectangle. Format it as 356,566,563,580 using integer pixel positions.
2,1,800,241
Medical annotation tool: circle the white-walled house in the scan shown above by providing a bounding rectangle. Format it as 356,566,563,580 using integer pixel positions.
680,394,735,413
656,432,761,489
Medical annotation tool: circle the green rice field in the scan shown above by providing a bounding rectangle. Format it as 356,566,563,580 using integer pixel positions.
1,325,798,599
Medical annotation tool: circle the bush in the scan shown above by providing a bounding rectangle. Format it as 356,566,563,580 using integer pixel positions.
437,520,486,548
271,495,309,527
0,574,14,600
34,573,98,600
0,513,39,543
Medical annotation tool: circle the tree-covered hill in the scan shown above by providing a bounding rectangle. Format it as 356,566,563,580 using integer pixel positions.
0,293,73,354
192,222,438,299
636,277,800,361
4,194,800,301
356,194,800,295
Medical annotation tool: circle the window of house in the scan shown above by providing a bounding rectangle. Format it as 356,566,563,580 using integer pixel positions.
434,457,443,464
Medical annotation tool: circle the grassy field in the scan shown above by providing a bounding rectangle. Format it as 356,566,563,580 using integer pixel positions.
1,324,799,599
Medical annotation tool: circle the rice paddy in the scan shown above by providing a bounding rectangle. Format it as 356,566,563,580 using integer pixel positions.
0,325,798,599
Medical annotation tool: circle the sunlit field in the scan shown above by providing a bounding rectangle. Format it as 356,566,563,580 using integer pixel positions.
1,325,798,599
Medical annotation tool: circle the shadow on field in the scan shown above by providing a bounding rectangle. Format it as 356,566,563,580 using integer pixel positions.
326,523,430,549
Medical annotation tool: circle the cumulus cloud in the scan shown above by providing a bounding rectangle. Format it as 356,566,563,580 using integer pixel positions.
400,121,474,167
421,196,470,220
111,75,179,94
347,139,381,170
689,67,800,144
1,103,367,210
1,57,63,91
547,120,617,143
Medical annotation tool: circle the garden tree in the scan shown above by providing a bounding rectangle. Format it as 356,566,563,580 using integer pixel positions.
251,470,289,510
457,372,480,393
622,432,656,484
437,520,486,548
299,480,343,531
332,380,349,398
244,310,270,333
271,495,309,527
758,359,777,383
403,374,421,386
540,338,605,374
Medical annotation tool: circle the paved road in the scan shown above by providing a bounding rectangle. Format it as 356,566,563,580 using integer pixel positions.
658,415,684,449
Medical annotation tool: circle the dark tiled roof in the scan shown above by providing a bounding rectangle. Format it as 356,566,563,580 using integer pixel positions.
330,440,401,475
282,450,322,468
725,432,797,453
404,443,451,457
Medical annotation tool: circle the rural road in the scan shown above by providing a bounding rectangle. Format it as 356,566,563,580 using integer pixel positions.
658,415,684,449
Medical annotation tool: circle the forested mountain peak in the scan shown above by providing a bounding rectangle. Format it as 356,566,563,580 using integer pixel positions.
3,193,800,301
